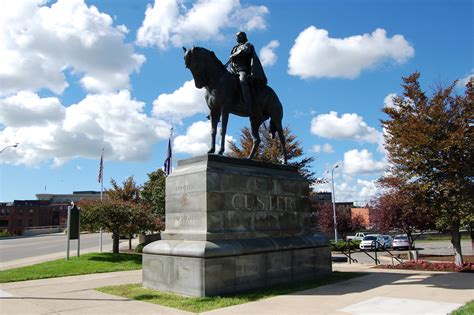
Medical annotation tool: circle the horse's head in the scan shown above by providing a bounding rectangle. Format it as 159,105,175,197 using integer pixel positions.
183,46,224,89
183,46,207,89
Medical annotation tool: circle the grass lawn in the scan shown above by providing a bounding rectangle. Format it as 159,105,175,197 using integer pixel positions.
452,300,474,315
97,271,366,313
0,252,142,283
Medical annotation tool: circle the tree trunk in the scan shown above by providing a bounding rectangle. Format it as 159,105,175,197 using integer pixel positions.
451,221,463,267
129,235,132,250
112,232,120,254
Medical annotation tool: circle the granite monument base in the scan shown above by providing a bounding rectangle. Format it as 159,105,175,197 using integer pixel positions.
142,155,331,297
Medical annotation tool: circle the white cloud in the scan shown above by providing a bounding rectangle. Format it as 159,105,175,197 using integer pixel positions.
314,175,380,204
152,80,207,123
173,120,234,156
259,40,279,67
457,71,473,89
343,149,387,175
383,93,398,109
0,91,65,127
311,143,334,154
311,111,382,144
0,90,170,166
0,0,145,95
288,26,414,79
136,0,268,49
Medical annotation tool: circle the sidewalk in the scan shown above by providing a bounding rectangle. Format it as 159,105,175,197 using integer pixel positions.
1,263,472,314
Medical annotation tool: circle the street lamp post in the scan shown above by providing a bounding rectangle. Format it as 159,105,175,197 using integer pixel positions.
331,164,339,243
0,143,19,154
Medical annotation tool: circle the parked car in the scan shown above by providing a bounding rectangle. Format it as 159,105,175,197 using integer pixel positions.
346,232,367,242
359,234,383,250
392,235,410,250
381,235,393,249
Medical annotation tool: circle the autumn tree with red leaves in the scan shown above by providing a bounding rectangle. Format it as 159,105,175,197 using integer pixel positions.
380,72,473,266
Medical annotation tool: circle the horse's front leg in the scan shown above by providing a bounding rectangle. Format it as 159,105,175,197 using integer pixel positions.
218,110,229,155
248,117,261,160
208,111,220,154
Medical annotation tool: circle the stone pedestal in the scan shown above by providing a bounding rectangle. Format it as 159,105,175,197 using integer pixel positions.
142,155,331,297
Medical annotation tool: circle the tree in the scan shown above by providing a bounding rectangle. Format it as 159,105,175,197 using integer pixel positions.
82,176,160,252
107,176,141,203
381,72,473,266
80,199,133,253
370,179,435,248
227,126,317,184
317,203,362,240
141,169,166,218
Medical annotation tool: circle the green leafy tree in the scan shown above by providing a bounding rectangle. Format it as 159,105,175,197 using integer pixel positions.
107,176,141,202
381,72,473,266
227,126,317,183
141,169,167,218
80,199,133,253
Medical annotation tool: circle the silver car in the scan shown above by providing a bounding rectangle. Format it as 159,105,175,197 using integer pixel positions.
381,235,393,249
392,235,410,250
359,234,383,250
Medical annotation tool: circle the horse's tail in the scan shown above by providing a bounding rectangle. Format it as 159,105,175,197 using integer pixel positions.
265,86,283,139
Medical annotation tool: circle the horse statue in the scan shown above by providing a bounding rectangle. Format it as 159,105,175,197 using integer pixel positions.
183,46,288,164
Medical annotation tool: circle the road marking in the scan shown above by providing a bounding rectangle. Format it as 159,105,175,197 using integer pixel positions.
339,297,461,315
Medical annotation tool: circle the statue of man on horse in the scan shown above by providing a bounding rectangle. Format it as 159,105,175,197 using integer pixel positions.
183,32,288,164
227,32,267,115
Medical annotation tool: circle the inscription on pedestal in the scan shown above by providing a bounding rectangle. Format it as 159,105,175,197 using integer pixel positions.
231,193,295,211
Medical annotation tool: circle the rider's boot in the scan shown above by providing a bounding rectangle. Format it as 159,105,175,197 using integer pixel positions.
240,82,252,115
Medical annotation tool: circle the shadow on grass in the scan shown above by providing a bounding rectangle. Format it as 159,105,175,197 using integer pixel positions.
87,253,142,264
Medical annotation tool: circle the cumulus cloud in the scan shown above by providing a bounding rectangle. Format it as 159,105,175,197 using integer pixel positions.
0,90,170,166
0,0,145,95
136,0,268,49
457,71,473,89
343,149,387,175
314,175,380,204
311,111,382,144
383,93,398,109
152,80,207,123
259,40,279,67
0,91,65,127
173,120,234,156
288,26,414,79
311,143,334,154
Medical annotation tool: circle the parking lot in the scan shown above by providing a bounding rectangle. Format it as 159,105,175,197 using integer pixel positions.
333,239,473,265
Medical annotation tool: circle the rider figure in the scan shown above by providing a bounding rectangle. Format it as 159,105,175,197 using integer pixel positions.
229,32,267,114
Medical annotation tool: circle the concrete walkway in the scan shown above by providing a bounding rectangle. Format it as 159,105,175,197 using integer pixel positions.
1,263,472,315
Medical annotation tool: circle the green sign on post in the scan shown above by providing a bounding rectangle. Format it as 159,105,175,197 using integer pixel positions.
69,205,80,240
66,203,81,260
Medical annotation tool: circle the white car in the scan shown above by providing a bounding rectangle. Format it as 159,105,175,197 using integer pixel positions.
392,235,410,250
359,234,383,251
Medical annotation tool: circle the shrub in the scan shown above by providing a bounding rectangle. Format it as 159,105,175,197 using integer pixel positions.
379,260,473,272
331,240,360,251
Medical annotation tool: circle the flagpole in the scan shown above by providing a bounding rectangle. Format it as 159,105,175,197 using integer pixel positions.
99,148,104,253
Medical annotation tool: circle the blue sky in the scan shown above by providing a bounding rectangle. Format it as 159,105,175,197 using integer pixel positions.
1,0,472,204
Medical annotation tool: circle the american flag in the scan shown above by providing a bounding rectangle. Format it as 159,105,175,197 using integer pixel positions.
98,150,103,183
164,138,172,175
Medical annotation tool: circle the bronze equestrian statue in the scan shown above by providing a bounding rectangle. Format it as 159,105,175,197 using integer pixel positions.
183,34,288,164
228,31,267,115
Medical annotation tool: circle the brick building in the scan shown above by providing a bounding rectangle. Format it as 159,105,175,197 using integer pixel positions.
0,191,102,236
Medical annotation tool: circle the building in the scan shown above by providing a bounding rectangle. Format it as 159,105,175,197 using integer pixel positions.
351,207,371,226
0,191,102,236
36,191,103,203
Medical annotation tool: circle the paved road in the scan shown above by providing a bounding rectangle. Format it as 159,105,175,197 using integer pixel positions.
0,233,136,269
